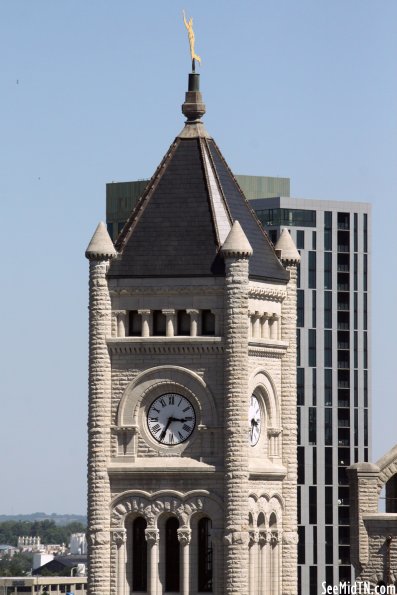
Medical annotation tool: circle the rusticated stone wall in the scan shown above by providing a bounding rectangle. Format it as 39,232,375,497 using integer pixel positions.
223,254,250,594
280,262,299,595
87,259,112,595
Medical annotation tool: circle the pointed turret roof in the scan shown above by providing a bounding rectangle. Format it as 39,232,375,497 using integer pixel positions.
108,74,289,283
274,228,301,263
222,221,253,257
86,222,117,260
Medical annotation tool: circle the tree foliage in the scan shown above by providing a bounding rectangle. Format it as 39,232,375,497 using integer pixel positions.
0,552,33,576
0,520,86,547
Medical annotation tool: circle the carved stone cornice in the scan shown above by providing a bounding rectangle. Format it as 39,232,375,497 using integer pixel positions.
248,287,287,302
177,527,192,546
248,341,288,358
109,286,224,297
107,338,224,355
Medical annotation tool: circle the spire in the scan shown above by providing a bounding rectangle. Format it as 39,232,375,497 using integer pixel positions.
274,228,301,264
221,220,253,258
85,222,117,260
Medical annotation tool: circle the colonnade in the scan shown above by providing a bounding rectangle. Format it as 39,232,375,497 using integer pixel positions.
248,530,281,595
249,312,281,340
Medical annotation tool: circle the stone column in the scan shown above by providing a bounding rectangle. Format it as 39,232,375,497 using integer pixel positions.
261,313,270,339
177,527,191,595
252,311,261,339
114,311,126,338
249,531,259,595
163,309,176,337
187,309,200,337
259,531,267,595
145,528,159,595
221,221,252,595
85,223,116,595
271,532,280,595
138,309,151,337
113,530,126,595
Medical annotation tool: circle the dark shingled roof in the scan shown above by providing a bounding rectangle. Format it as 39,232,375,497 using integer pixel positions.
108,134,289,283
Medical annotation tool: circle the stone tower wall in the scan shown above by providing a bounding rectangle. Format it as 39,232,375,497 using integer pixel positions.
223,254,250,594
280,262,299,595
87,259,112,595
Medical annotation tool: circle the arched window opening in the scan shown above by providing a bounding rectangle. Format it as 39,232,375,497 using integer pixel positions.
269,512,277,528
257,513,265,528
386,474,397,512
165,517,180,592
132,517,147,592
198,517,213,592
248,513,254,527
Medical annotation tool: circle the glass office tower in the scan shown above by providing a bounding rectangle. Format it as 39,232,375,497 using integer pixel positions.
253,196,371,595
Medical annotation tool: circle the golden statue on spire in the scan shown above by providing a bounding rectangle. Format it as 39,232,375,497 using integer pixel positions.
183,10,201,72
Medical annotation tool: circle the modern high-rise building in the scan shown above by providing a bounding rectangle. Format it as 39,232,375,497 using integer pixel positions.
254,196,371,595
104,178,371,595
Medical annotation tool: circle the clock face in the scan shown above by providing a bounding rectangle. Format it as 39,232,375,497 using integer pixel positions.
249,394,261,446
147,393,196,445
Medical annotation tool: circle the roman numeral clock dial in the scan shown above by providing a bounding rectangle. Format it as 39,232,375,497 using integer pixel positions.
147,393,196,445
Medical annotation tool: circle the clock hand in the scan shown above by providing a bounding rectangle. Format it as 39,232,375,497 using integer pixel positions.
159,417,173,442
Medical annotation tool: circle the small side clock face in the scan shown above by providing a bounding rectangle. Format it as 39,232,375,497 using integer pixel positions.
147,393,196,445
249,394,261,446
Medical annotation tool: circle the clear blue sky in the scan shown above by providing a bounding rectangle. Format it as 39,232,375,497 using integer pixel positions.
0,0,396,515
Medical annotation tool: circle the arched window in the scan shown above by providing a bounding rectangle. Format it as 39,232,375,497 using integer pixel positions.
132,517,147,592
165,517,180,592
257,512,265,529
198,517,213,592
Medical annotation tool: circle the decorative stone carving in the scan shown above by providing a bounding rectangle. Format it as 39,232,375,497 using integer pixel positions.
177,528,192,546
249,530,259,545
88,530,110,546
282,530,298,545
111,529,126,546
145,528,160,545
258,531,268,546
223,530,250,546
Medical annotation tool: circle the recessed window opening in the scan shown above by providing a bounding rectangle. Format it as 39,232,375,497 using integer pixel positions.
153,310,166,336
177,310,190,336
165,517,180,592
128,311,142,336
198,517,213,592
132,517,147,592
202,310,215,335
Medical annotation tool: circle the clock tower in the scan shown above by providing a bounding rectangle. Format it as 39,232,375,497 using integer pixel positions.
86,72,299,595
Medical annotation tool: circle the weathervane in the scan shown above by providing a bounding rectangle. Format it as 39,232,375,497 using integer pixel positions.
183,10,201,72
